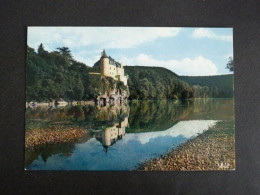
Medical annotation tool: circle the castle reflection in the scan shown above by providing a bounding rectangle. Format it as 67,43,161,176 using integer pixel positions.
94,116,128,152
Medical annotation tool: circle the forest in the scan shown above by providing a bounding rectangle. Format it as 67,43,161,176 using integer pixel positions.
124,66,233,100
125,66,193,100
26,44,126,102
26,44,234,102
180,74,234,98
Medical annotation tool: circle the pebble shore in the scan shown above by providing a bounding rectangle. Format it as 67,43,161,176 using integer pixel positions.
138,120,235,171
25,126,87,149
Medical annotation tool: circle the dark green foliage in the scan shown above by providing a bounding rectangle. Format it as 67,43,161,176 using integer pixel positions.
125,66,194,100
180,74,234,98
57,47,73,61
27,44,234,102
37,43,48,57
26,44,125,102
226,57,234,72
125,66,233,99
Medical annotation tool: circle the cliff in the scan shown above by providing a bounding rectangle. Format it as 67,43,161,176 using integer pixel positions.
95,76,130,105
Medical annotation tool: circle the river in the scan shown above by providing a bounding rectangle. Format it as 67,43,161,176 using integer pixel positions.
25,98,234,170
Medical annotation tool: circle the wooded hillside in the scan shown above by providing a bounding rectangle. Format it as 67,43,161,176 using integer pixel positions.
124,66,234,99
26,45,126,102
124,66,194,100
26,44,234,102
180,75,234,98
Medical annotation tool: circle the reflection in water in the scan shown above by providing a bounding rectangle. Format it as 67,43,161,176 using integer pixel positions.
25,134,92,167
26,120,218,170
25,99,234,170
123,120,218,145
93,117,128,152
127,99,234,133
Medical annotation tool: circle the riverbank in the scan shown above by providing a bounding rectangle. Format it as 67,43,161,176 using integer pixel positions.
138,120,235,171
25,126,87,149
26,100,95,109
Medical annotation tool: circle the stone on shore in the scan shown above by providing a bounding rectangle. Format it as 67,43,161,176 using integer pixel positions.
138,120,235,171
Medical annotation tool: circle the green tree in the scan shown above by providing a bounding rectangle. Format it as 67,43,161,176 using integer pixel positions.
226,56,234,72
57,47,73,61
37,43,48,58
37,43,44,54
74,77,84,101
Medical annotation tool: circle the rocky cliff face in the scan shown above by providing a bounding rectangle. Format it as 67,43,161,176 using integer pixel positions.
96,84,130,105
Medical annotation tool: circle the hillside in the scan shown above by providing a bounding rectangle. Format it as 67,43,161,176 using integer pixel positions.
26,44,234,102
125,66,234,99
26,45,128,103
180,74,234,98
124,66,194,100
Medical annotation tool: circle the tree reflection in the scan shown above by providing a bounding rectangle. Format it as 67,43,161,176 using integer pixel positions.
127,99,234,133
25,99,234,167
25,133,92,167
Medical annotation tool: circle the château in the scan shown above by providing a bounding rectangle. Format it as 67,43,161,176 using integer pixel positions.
92,50,128,85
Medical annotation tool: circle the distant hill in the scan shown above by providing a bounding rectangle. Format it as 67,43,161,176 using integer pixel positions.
125,66,195,100
125,66,234,99
180,74,233,90
180,74,234,98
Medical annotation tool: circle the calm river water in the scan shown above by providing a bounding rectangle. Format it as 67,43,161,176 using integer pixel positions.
25,99,234,170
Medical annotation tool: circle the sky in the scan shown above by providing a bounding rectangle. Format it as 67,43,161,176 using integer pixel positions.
27,27,233,76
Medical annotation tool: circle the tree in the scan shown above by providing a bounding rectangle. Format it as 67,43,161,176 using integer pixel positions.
37,43,45,54
57,47,73,61
226,57,234,72
37,43,48,57
27,46,36,55
73,77,84,101
181,89,190,99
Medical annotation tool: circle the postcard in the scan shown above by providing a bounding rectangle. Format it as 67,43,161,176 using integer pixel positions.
25,27,234,171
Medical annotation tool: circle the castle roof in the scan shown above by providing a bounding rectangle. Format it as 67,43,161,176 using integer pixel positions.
93,50,122,68
101,50,108,58
108,56,121,67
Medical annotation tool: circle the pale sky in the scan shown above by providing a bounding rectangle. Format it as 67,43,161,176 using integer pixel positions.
28,27,233,76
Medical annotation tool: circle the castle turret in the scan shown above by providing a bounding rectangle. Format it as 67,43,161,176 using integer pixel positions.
92,50,128,85
101,49,108,58
101,50,109,76
120,63,124,75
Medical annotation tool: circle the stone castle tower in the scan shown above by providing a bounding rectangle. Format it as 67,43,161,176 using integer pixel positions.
92,50,128,85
